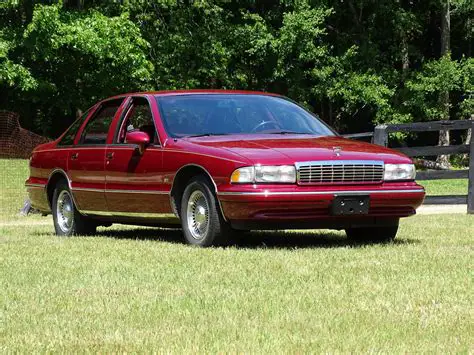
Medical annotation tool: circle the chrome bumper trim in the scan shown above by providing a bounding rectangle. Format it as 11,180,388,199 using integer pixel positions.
72,187,103,193
106,189,169,195
81,210,178,219
218,189,425,196
72,187,169,195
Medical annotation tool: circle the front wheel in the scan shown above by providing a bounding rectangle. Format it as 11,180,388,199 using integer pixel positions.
345,222,399,243
52,180,97,236
180,175,232,247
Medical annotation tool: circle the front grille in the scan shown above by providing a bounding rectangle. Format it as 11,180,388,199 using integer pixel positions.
296,160,384,185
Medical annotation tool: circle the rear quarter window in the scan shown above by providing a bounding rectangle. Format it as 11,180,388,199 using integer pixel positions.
57,109,90,146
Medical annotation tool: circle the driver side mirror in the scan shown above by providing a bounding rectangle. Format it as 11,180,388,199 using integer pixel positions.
126,131,150,155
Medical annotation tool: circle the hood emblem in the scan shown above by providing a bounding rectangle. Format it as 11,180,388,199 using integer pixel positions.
333,146,342,157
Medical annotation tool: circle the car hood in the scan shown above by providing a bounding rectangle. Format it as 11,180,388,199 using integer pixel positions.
185,135,412,165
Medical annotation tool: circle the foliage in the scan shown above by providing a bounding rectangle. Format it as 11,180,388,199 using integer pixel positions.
404,56,473,121
0,37,37,91
1,2,153,135
0,0,472,137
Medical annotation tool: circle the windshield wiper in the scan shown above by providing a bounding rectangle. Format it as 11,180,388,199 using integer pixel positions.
183,133,231,138
184,131,313,137
269,131,313,135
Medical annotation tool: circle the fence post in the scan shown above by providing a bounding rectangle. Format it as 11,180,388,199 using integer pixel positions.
468,121,474,214
373,125,388,147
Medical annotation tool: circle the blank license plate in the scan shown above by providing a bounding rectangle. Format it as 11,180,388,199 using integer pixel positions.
331,195,370,215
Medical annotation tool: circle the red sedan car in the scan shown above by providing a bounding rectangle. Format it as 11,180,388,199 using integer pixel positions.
26,90,425,246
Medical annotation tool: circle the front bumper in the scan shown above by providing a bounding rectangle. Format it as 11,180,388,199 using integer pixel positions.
217,182,425,229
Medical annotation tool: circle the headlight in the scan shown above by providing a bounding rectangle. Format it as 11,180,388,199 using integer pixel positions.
230,166,255,183
255,165,296,183
231,165,296,183
384,164,416,181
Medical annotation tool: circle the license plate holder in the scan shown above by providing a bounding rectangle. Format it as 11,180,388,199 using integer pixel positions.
331,195,370,215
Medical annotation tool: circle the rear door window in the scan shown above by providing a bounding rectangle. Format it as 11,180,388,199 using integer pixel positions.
80,99,123,145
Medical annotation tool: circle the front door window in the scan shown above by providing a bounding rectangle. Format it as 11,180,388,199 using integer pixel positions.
117,97,159,145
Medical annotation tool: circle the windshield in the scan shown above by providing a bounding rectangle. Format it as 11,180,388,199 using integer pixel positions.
156,94,335,138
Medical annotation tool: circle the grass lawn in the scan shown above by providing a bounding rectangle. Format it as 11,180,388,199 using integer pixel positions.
421,178,468,196
0,214,473,352
0,159,31,221
1,159,473,351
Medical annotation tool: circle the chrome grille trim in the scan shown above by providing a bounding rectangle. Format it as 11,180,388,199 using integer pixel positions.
295,160,384,185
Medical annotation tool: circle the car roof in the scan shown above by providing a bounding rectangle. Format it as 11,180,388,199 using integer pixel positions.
107,89,282,101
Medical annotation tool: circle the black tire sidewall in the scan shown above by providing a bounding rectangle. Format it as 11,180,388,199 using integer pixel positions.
52,180,97,236
180,176,227,247
52,181,76,236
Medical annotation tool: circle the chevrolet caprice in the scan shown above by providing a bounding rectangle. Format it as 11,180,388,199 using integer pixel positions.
26,91,425,246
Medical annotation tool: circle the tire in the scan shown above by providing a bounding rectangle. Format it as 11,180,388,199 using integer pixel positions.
52,180,97,236
345,222,399,243
180,175,232,247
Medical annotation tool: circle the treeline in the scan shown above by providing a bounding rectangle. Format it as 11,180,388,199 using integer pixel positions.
0,0,472,140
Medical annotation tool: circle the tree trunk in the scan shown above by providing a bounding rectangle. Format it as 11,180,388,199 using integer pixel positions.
465,115,473,145
413,158,450,170
440,0,450,54
437,0,451,168
462,114,473,162
401,34,410,79
437,124,450,168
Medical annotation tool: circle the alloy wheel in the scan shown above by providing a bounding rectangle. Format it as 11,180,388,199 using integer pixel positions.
56,190,74,233
186,190,210,240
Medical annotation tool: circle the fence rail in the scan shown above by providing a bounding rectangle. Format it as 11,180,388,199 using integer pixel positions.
344,119,473,214
397,144,470,157
342,132,374,139
383,120,473,133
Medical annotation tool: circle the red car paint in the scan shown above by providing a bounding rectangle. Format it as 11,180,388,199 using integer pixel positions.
26,90,425,230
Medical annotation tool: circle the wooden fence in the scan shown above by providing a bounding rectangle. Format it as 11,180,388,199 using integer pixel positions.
344,120,473,214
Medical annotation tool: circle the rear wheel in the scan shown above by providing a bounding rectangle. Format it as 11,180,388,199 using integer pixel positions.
180,175,232,247
345,222,399,243
52,180,97,236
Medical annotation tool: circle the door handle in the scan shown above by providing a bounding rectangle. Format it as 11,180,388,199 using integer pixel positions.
106,152,114,160
71,153,79,160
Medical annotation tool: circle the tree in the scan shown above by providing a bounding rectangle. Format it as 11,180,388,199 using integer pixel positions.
0,37,37,92
437,0,451,167
0,0,472,150
1,3,154,136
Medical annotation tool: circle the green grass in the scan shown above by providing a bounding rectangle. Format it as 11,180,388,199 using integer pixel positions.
420,179,468,196
0,214,473,352
1,159,473,351
0,159,30,221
